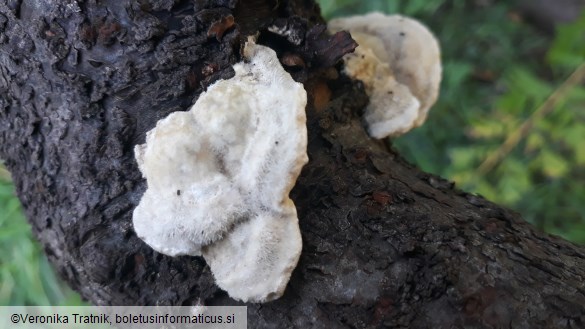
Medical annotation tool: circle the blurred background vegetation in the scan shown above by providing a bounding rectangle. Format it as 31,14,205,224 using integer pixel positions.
0,175,85,305
1,0,584,306
320,0,585,243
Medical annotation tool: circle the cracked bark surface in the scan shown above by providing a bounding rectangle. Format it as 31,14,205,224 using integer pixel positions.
1,0,585,328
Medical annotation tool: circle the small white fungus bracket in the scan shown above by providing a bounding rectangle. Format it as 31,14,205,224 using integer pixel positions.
133,39,308,303
328,12,442,138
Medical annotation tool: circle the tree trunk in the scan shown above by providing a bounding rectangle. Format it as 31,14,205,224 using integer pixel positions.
1,0,584,328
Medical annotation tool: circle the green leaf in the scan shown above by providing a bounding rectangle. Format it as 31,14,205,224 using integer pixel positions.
449,147,480,171
538,150,570,178
525,133,544,153
494,159,531,204
506,67,552,101
467,117,507,139
547,10,585,71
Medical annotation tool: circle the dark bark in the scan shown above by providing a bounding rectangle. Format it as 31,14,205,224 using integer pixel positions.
1,0,585,328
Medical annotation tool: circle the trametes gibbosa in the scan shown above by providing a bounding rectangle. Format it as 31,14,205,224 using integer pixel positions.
133,12,441,303
133,39,307,303
329,12,442,138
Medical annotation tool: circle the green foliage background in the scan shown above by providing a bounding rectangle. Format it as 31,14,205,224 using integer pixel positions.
321,0,585,243
0,177,84,305
1,0,584,306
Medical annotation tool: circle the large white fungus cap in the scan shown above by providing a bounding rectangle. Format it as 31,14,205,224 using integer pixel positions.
133,39,308,303
328,12,442,138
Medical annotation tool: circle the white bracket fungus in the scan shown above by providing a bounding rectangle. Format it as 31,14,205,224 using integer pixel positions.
133,39,308,303
329,12,442,138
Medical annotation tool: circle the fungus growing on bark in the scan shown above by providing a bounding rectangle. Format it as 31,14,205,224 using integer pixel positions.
328,12,442,138
133,39,308,303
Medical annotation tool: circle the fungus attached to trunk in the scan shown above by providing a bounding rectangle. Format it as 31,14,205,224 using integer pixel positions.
133,39,308,303
329,12,442,138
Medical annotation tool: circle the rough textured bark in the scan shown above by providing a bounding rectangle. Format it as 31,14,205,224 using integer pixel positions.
1,0,585,328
